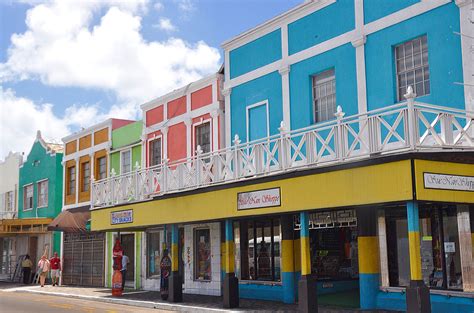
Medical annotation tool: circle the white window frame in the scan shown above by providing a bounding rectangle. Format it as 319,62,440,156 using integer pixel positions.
5,191,14,212
36,179,49,208
97,156,107,180
312,68,336,124
120,149,132,174
148,135,163,167
23,183,34,211
245,100,270,143
192,118,212,155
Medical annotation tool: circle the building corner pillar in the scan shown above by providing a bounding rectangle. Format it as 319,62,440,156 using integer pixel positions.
281,215,296,304
357,207,380,309
168,224,182,302
223,219,239,308
406,201,431,313
298,211,317,313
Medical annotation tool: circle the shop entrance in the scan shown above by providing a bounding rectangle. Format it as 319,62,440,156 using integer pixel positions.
120,234,135,287
306,210,359,308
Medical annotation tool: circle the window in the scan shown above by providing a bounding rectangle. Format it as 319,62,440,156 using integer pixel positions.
67,166,76,195
5,191,14,211
195,122,211,154
23,185,33,210
121,150,131,174
194,228,211,280
37,180,48,208
81,162,90,192
395,36,430,101
149,138,162,167
147,232,161,278
234,218,281,282
97,157,107,180
313,69,336,123
385,205,463,290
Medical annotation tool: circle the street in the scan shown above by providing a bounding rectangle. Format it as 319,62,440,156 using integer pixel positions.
0,291,172,313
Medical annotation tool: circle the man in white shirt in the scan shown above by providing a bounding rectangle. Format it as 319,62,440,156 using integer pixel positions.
121,254,129,291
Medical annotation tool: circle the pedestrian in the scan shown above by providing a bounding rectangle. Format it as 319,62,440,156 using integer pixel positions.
37,254,50,287
21,255,33,284
50,252,61,286
121,253,129,291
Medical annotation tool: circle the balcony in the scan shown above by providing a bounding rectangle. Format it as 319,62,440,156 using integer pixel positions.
91,90,473,209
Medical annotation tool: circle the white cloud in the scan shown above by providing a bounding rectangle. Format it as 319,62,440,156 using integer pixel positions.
153,1,164,11
177,0,195,13
0,0,221,105
154,17,177,31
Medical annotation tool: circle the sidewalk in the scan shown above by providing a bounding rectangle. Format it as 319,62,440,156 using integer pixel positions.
1,283,400,313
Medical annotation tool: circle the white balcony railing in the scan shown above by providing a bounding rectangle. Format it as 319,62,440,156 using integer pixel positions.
92,90,474,209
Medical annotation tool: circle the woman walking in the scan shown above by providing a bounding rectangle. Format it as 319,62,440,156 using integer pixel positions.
37,254,50,287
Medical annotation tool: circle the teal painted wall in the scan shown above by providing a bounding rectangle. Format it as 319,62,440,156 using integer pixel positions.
364,0,419,24
230,71,283,143
365,3,463,110
18,140,63,219
289,43,358,130
229,29,282,79
288,0,355,55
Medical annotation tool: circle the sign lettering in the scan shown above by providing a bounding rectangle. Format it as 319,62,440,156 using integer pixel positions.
423,173,474,192
237,188,281,210
111,209,133,225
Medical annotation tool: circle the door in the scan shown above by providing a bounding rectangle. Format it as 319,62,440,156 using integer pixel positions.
120,234,135,285
247,102,269,142
28,237,38,266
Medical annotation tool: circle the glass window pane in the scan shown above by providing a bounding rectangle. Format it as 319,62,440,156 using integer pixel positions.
194,229,211,280
147,232,161,277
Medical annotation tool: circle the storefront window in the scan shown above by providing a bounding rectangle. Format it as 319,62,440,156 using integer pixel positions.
194,228,211,281
386,205,463,290
147,232,161,278
234,218,281,282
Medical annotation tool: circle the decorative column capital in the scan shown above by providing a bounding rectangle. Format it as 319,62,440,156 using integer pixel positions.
210,110,220,119
161,126,169,135
222,88,232,97
278,64,291,76
351,35,366,48
455,0,472,8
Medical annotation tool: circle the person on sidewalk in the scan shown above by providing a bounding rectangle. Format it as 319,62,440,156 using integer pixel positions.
21,255,33,284
121,254,129,291
50,252,61,286
37,254,50,287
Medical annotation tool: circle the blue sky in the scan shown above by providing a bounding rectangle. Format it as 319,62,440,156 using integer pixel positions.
0,0,301,158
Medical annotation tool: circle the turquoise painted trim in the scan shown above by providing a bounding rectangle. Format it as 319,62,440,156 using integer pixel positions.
288,0,355,55
239,282,283,302
376,290,474,313
282,271,295,304
406,201,419,232
229,29,282,79
364,0,419,24
300,212,309,238
230,71,282,144
359,273,379,309
365,3,463,111
171,225,178,245
225,219,233,241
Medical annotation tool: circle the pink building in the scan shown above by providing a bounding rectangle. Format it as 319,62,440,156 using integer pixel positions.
141,73,224,167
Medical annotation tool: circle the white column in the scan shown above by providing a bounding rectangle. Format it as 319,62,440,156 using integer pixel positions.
162,126,169,161
184,118,192,159
457,204,474,292
352,36,368,115
455,0,474,112
279,65,291,131
223,87,232,148
211,110,220,151
74,156,79,205
377,209,390,287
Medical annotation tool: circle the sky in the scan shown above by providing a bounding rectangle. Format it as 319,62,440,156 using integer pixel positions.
0,0,302,160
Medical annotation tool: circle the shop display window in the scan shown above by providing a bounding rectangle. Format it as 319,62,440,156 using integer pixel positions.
385,205,463,290
234,218,281,282
147,232,161,278
194,228,211,281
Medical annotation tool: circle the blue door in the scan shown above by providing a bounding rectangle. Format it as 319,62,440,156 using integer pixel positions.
248,103,268,142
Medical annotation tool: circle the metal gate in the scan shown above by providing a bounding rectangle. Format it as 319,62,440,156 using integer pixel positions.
62,232,105,287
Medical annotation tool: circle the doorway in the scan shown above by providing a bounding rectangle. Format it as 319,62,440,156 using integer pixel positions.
120,234,135,287
28,236,38,265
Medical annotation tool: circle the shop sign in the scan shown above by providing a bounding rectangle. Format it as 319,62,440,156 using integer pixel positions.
444,242,455,253
237,188,281,210
423,173,474,192
111,209,133,225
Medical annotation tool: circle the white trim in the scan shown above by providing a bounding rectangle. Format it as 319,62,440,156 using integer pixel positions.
147,135,163,167
456,0,474,112
210,110,220,151
62,201,91,211
22,183,34,212
111,142,141,154
63,141,111,162
120,149,132,174
280,22,291,130
36,179,49,209
62,119,112,143
222,0,336,51
245,100,270,142
185,118,192,159
225,0,450,90
223,88,232,148
192,119,212,155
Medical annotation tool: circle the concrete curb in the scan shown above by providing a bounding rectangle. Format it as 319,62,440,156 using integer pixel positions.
13,288,237,313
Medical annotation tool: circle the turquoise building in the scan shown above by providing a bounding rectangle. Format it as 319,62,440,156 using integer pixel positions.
17,131,63,265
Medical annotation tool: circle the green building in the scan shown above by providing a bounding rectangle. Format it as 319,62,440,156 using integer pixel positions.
105,121,143,290
17,131,63,266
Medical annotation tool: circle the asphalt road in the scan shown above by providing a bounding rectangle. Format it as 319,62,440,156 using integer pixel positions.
0,291,173,313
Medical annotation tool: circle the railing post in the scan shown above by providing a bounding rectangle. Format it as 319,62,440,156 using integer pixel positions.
196,145,203,186
278,121,289,170
440,113,454,146
334,106,346,161
233,135,241,180
404,86,418,150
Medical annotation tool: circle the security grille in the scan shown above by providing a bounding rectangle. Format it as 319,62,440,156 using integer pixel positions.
294,209,357,230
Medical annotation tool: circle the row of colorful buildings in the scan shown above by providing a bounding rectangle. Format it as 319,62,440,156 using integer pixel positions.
1,1,473,312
